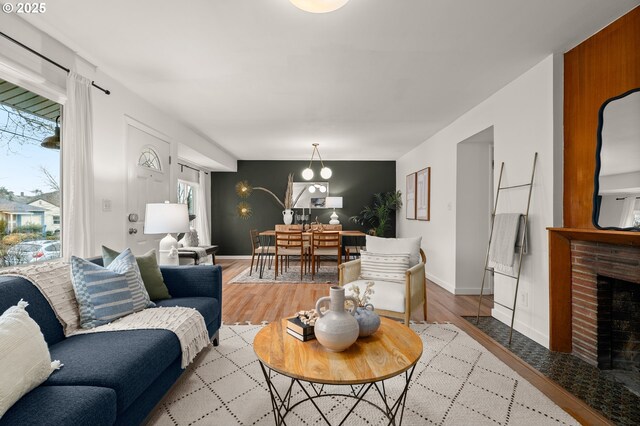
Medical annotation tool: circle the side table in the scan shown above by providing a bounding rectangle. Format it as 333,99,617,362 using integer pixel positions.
253,317,422,425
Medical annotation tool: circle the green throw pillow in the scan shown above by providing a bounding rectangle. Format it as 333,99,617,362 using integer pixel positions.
102,246,171,300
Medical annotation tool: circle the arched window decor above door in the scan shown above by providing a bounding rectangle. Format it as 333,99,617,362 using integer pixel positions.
138,146,162,171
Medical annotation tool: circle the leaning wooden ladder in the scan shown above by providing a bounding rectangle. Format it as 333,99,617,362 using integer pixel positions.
476,152,538,345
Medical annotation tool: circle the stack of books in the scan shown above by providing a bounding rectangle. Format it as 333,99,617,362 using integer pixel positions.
286,316,315,342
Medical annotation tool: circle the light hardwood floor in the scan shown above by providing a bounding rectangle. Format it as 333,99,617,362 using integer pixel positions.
217,259,610,425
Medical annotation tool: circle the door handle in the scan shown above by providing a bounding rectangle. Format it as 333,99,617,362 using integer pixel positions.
128,228,138,235
128,213,139,223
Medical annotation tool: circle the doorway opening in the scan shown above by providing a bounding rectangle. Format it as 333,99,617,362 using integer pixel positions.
455,126,494,295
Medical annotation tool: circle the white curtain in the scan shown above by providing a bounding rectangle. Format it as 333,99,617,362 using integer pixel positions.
194,171,211,245
620,197,636,228
62,72,94,258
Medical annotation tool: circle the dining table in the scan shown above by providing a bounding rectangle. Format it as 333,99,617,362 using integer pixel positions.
256,229,367,279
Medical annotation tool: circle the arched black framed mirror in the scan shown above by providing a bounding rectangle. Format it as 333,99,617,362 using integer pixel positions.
593,88,640,231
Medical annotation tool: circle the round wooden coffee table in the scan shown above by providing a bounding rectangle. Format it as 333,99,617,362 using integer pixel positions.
254,317,423,425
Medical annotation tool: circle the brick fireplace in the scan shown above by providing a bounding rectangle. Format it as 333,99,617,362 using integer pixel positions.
570,241,640,366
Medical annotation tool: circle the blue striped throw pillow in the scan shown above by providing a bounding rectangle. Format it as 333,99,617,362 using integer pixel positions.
359,251,410,284
70,257,136,329
107,248,155,310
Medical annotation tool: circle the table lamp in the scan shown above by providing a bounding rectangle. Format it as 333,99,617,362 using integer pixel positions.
325,197,343,225
144,202,190,265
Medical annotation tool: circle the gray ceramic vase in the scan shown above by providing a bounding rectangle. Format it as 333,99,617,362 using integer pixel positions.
314,286,360,352
354,304,381,337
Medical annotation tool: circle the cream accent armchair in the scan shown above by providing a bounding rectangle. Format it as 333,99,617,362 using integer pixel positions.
339,249,427,325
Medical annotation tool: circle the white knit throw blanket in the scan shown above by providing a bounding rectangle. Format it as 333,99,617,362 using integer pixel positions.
72,307,210,368
0,261,210,368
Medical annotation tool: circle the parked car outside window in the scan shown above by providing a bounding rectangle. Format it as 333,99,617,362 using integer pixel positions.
6,240,61,265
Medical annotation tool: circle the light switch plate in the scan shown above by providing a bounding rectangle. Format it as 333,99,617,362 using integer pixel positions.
102,199,112,212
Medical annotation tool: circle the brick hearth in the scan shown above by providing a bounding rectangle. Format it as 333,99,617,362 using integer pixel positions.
570,241,640,366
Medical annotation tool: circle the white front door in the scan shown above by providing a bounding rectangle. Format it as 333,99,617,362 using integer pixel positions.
125,122,171,254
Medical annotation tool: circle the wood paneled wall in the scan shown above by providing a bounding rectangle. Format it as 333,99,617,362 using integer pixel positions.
563,6,640,229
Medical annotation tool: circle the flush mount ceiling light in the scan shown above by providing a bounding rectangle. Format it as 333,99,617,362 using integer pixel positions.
289,0,349,14
302,143,332,180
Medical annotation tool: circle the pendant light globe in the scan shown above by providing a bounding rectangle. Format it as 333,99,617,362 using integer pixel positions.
289,0,349,14
302,168,314,180
320,167,332,179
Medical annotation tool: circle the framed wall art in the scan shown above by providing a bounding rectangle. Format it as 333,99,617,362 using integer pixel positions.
406,173,416,219
416,167,430,221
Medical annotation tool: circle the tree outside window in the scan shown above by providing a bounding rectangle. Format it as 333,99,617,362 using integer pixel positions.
0,80,61,268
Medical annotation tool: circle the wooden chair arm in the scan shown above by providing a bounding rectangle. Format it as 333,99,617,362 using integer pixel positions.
339,259,361,286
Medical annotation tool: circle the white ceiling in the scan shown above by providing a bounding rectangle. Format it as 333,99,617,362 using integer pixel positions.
22,0,640,163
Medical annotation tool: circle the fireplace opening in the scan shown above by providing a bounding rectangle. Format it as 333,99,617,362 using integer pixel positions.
598,275,640,395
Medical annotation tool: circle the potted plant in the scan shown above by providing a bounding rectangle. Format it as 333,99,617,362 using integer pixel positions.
350,190,402,237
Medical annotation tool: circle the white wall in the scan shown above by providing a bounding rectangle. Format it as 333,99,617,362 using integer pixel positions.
0,14,236,255
396,55,563,347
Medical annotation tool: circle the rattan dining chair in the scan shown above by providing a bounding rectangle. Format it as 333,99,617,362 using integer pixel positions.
311,231,341,279
275,230,306,280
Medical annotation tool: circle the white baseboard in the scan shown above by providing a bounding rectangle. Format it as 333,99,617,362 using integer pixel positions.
491,307,549,348
427,273,455,294
216,255,252,260
428,274,494,296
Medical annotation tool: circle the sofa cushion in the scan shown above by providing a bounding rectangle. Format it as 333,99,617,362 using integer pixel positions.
366,235,422,267
102,247,171,301
345,279,406,313
359,251,410,284
0,385,116,426
45,329,180,414
0,300,61,417
70,256,137,329
155,297,219,327
0,276,64,346
106,249,155,310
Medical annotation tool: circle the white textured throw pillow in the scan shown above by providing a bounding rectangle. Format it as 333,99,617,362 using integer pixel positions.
359,251,410,284
0,300,62,417
365,236,422,267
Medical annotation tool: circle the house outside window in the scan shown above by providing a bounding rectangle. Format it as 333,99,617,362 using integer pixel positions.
0,79,62,268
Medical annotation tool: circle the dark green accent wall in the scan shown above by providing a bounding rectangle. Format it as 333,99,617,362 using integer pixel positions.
211,160,396,255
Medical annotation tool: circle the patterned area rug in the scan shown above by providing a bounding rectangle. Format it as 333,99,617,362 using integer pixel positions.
147,323,578,425
228,265,338,284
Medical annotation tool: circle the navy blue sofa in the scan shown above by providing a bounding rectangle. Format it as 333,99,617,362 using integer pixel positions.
0,261,222,426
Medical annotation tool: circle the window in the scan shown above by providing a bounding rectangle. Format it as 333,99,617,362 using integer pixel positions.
0,79,61,268
177,180,197,225
138,147,162,170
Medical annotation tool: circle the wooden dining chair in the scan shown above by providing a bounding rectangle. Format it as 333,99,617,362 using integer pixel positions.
249,229,274,276
311,231,341,279
275,230,306,280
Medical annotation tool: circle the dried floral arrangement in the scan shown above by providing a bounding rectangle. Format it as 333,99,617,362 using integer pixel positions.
349,282,375,307
235,173,307,217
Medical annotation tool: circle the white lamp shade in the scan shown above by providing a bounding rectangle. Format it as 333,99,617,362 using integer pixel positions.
325,197,343,209
308,185,316,193
144,202,190,234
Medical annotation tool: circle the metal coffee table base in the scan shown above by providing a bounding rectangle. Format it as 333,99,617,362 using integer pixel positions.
259,362,416,426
